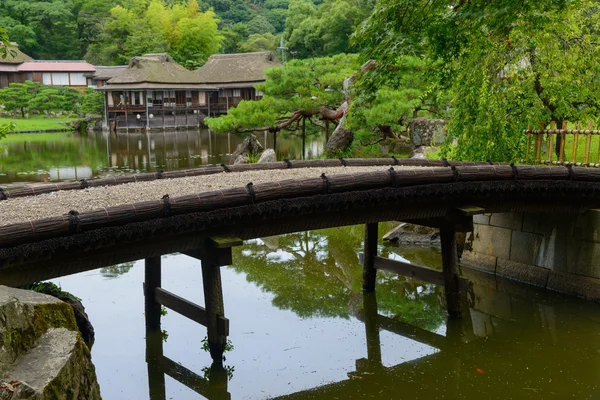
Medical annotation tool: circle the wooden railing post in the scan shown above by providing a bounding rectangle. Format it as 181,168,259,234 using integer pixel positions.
440,225,462,319
362,223,378,293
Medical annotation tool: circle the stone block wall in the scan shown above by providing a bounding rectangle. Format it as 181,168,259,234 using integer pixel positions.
462,211,600,301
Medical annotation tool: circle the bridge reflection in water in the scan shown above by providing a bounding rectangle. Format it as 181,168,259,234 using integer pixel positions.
10,225,600,399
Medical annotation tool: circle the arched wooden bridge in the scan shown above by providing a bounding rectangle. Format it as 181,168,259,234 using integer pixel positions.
1,160,600,367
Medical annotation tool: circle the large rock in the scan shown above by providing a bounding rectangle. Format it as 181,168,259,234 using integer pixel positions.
230,135,263,164
19,283,95,349
410,145,437,159
0,286,101,400
383,223,440,245
379,137,413,155
257,149,276,163
409,118,447,147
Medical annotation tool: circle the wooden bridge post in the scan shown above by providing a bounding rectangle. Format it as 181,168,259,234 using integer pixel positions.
145,257,162,330
202,259,227,364
440,225,462,319
362,292,382,370
146,326,166,400
144,256,166,400
362,223,379,292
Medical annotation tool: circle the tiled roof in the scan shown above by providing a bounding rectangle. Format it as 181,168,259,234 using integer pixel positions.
17,61,96,72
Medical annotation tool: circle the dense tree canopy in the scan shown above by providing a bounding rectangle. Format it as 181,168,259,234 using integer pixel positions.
356,0,600,161
85,0,223,68
205,54,359,135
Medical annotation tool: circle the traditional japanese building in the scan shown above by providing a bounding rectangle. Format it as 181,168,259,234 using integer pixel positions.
99,53,216,130
16,60,96,91
85,66,127,88
195,51,281,116
0,43,33,88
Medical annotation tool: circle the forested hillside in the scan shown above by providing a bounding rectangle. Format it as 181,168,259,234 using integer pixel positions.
0,0,369,65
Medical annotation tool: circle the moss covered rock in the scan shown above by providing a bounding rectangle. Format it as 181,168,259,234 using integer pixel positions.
0,286,101,400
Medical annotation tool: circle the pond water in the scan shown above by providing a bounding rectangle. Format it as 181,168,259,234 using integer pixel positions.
51,224,600,400
0,130,324,185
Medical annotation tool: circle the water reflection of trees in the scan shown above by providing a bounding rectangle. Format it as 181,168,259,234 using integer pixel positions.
231,226,445,330
100,262,134,279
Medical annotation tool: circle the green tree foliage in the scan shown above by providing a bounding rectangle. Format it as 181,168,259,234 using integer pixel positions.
0,81,81,116
284,0,373,58
348,56,450,144
81,88,105,116
0,81,42,117
28,86,82,114
356,0,600,162
0,0,84,59
206,54,359,134
85,0,223,67
230,226,445,329
239,33,278,53
247,14,276,35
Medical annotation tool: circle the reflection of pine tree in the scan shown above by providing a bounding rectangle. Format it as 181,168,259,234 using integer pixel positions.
100,262,135,279
231,226,445,331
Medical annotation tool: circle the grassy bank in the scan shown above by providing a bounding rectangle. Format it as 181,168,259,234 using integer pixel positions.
0,117,77,132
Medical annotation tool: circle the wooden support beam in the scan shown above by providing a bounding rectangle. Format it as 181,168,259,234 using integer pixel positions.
209,235,244,249
183,236,242,266
354,310,447,351
402,215,473,232
183,247,232,267
455,206,485,217
144,257,162,330
359,254,469,292
441,225,462,319
154,287,229,335
159,355,211,397
362,223,378,292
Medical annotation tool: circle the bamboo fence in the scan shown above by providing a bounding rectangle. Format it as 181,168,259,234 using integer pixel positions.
0,158,494,201
524,121,600,166
1,164,599,249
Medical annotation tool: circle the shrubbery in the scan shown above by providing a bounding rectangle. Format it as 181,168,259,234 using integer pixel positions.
0,81,103,118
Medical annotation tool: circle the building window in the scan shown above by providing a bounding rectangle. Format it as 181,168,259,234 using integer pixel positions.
233,89,241,97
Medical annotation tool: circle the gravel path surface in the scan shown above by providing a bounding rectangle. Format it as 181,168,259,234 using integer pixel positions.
0,165,423,227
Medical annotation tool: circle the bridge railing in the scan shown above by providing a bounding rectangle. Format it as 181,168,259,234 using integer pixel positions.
524,121,600,166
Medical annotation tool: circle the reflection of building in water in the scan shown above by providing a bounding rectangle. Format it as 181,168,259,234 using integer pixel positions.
49,167,93,181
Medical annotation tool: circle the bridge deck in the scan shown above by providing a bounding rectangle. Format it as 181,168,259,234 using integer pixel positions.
0,162,598,285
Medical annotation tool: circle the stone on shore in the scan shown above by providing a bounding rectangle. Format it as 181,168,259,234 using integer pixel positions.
257,149,276,163
230,135,263,164
383,223,440,245
0,286,101,400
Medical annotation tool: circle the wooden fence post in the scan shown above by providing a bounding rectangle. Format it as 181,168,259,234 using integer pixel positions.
362,223,379,292
440,225,462,319
560,121,567,164
585,121,593,166
548,121,555,164
572,121,580,164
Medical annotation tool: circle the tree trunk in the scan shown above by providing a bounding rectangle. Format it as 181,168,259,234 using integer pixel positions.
326,114,353,155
